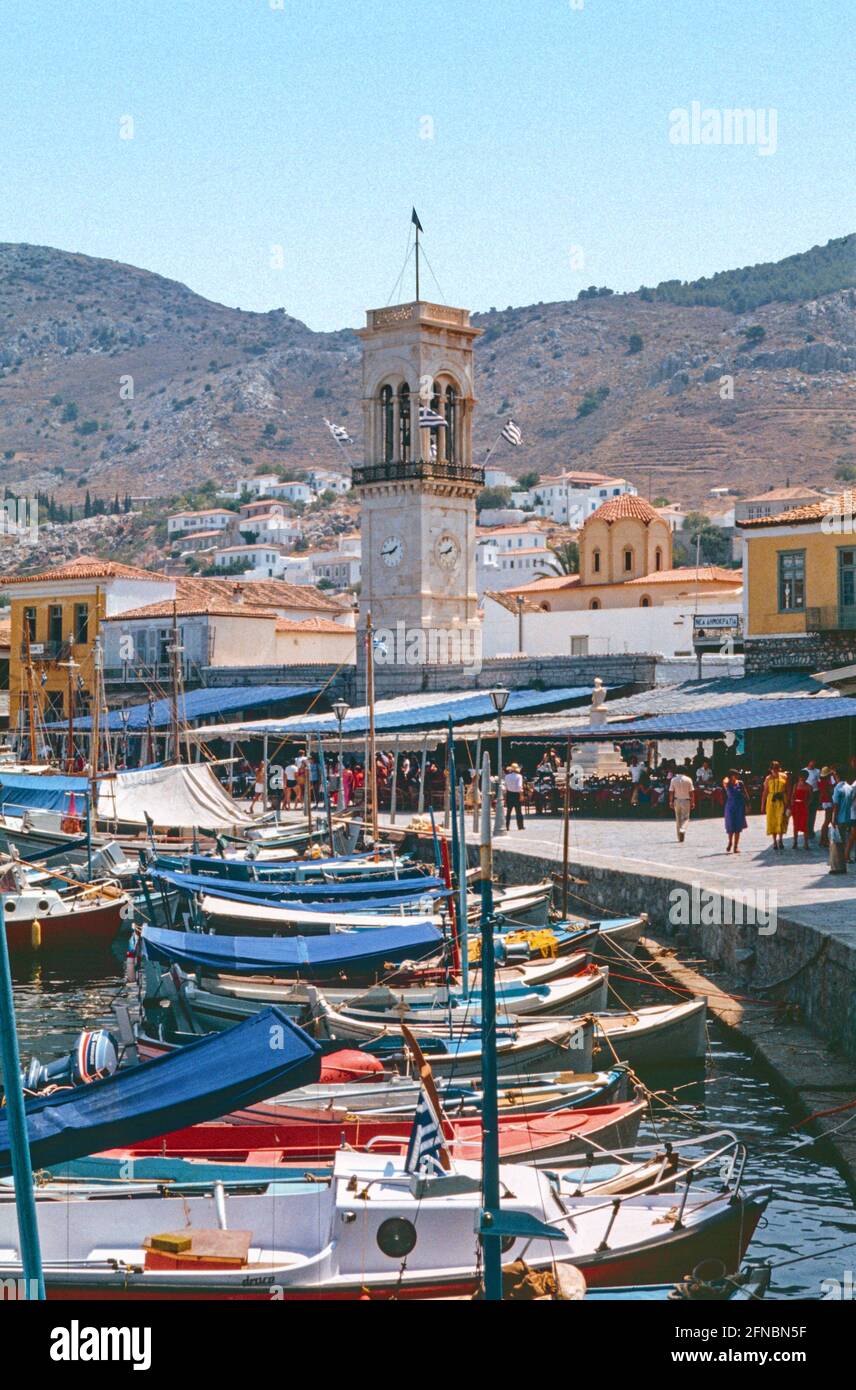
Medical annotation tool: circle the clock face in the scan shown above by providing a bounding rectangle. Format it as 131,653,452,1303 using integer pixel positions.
435,532,461,570
380,535,404,568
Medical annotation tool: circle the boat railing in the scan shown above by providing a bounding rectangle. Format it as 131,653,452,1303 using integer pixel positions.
518,1130,748,1255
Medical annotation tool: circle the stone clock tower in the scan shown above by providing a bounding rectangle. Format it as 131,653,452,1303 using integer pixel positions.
353,299,483,695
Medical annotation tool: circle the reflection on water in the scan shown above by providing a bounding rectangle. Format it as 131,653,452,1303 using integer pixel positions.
6,958,856,1299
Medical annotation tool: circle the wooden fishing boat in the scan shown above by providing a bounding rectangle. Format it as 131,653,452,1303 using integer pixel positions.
0,882,129,955
593,999,708,1067
0,1150,770,1299
0,1008,321,1176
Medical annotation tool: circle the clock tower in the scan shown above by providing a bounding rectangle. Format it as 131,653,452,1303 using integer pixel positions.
353,298,483,694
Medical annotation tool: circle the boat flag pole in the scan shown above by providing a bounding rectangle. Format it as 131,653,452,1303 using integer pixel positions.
477,750,502,1300
458,777,469,997
0,899,45,1299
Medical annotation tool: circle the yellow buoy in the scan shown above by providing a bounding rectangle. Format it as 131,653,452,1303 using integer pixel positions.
31,918,42,951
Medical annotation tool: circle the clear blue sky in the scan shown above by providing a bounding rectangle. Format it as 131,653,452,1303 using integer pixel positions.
2,0,852,330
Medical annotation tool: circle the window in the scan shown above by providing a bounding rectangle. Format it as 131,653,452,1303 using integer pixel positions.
778,551,805,611
398,384,411,462
48,605,63,649
74,603,89,645
23,607,36,643
444,383,458,464
589,599,601,610
655,546,663,572
623,547,634,573
593,549,601,574
380,384,394,462
640,596,651,608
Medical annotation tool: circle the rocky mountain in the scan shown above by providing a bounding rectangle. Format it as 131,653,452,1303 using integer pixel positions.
0,235,853,514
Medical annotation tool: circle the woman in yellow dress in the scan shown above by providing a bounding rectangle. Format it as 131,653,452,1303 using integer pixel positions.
761,760,790,852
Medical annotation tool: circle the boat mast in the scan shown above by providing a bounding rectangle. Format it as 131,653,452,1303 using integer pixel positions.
91,635,102,794
365,609,379,854
22,625,39,763
169,600,181,765
477,750,502,1300
61,653,79,773
561,732,572,918
0,900,45,1299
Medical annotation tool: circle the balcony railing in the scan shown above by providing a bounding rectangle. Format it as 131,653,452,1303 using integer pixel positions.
104,660,204,685
21,639,72,661
352,459,485,488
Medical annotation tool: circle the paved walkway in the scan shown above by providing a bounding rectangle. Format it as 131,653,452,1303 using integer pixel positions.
468,811,856,946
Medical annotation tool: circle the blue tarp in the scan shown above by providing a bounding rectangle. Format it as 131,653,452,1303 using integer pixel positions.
0,1008,321,1176
235,685,600,738
571,696,856,740
153,866,447,903
0,771,89,813
46,683,320,733
142,921,445,978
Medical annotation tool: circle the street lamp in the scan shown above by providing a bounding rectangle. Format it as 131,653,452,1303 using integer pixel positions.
332,699,350,810
490,687,510,836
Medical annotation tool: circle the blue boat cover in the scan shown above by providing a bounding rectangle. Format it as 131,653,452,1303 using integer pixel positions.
0,772,89,814
142,921,445,977
0,1008,321,1177
153,866,446,903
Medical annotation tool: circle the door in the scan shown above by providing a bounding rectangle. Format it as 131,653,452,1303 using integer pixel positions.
839,549,856,629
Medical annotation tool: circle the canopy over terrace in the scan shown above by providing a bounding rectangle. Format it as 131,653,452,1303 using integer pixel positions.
46,683,321,733
186,685,602,751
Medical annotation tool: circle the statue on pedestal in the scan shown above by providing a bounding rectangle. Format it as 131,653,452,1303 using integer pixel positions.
589,677,607,726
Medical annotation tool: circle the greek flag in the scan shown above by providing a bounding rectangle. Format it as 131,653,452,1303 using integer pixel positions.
324,418,351,444
404,1088,449,1175
419,405,447,429
501,418,523,446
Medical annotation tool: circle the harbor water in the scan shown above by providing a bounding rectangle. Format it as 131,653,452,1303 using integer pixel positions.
8,954,854,1300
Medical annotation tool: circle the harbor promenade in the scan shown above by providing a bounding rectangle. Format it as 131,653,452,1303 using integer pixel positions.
481,811,856,1062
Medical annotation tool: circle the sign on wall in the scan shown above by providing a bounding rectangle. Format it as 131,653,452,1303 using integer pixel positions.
692,613,743,652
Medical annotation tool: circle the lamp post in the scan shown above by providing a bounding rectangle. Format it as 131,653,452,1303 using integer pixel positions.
516,594,524,654
333,699,349,810
119,705,130,769
490,687,509,837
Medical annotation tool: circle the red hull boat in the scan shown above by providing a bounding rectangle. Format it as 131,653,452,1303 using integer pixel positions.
99,1100,646,1165
3,893,127,955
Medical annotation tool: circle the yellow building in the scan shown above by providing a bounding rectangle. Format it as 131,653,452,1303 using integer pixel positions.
738,490,856,669
0,557,173,742
504,494,741,611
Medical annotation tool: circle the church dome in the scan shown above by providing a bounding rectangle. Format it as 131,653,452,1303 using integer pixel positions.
583,495,661,527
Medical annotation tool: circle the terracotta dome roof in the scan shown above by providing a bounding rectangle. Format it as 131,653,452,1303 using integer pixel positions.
582,495,662,527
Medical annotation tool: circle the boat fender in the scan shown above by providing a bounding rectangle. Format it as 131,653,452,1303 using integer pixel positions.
30,918,41,951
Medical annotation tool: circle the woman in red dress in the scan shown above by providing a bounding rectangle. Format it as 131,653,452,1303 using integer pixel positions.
790,769,810,850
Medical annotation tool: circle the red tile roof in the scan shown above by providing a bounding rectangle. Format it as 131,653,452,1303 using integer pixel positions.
738,491,849,528
583,496,662,526
0,555,166,586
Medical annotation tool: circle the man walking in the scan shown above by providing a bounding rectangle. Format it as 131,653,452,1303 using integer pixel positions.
669,767,695,842
805,759,821,841
504,762,525,831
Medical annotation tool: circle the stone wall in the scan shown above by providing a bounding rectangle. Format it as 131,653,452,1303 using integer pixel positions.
746,632,856,674
488,845,856,1060
201,663,357,702
364,652,658,700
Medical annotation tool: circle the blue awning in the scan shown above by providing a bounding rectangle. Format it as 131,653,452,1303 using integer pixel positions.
223,685,600,738
571,696,856,741
46,683,320,733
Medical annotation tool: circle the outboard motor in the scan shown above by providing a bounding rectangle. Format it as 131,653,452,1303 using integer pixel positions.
21,1029,120,1095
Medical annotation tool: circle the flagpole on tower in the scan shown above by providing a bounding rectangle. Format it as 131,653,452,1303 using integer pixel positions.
412,208,423,301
